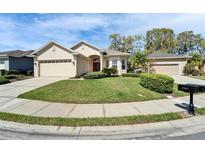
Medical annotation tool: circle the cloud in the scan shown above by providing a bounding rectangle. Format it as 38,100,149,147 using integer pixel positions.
0,13,205,51
34,14,109,31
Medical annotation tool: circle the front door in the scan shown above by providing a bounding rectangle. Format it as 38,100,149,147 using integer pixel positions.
93,58,100,72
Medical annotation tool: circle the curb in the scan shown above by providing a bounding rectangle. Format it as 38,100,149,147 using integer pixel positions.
1,115,205,139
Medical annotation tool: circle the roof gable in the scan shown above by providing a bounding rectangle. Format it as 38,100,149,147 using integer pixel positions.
71,41,101,51
33,41,75,56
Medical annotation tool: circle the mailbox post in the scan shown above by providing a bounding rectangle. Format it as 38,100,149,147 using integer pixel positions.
189,92,195,115
178,84,203,115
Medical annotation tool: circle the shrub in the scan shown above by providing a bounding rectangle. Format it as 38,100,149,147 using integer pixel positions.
0,70,6,76
121,73,139,78
183,63,195,75
102,67,117,77
0,76,10,85
83,72,107,79
27,70,34,76
4,75,16,79
8,70,21,75
200,72,205,76
192,69,200,76
139,73,174,93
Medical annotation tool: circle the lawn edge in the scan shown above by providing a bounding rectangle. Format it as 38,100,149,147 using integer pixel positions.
0,111,187,127
2,108,205,126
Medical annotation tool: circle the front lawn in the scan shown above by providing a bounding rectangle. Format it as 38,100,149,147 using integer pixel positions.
172,84,188,97
19,77,167,104
191,75,205,80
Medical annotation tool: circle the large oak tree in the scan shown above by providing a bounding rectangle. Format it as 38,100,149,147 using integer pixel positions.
145,28,175,53
175,31,204,55
108,34,144,53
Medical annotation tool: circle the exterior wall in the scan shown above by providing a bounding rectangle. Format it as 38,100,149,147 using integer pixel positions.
77,55,90,76
103,56,128,75
37,44,74,61
9,57,33,72
73,44,100,57
150,58,187,75
0,58,9,70
34,57,39,77
35,44,77,77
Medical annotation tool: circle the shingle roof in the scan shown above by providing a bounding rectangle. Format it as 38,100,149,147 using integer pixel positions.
71,41,101,51
148,52,190,59
0,50,34,58
101,49,130,56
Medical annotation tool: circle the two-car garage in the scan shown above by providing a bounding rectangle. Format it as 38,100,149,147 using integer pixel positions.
39,59,75,77
33,41,90,77
151,63,180,75
148,53,189,75
33,41,78,77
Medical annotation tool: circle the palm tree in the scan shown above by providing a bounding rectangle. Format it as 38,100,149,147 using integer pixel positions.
130,51,149,70
188,52,204,71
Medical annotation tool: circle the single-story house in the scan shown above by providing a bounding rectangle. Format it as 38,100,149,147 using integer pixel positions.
0,50,34,72
32,41,130,77
148,53,191,75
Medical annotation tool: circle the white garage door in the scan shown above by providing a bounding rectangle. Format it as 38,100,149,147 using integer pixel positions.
152,63,180,75
39,59,76,77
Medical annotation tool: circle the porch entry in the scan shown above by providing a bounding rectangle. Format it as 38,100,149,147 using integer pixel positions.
93,58,100,72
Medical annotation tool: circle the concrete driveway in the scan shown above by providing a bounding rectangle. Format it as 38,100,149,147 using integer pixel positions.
0,77,68,97
170,75,205,85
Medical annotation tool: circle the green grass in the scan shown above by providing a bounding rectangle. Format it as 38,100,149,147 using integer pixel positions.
195,108,205,115
0,76,9,85
18,77,166,104
172,84,188,97
191,75,205,80
0,112,183,126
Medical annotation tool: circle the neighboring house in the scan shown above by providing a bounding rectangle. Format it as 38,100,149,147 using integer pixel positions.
148,53,191,75
0,50,34,72
33,41,130,77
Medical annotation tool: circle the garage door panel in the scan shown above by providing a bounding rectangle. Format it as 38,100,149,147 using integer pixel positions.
152,63,179,75
39,60,75,77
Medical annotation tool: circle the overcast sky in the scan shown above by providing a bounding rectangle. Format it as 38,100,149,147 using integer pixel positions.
0,13,204,52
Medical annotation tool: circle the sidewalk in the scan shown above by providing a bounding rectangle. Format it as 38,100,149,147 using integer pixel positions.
1,115,205,139
0,93,205,118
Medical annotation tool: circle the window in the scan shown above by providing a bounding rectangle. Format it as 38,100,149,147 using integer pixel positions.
106,60,109,67
122,59,126,70
0,60,5,64
112,59,118,69
40,59,72,63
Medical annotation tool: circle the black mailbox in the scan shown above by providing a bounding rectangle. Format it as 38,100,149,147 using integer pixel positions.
178,84,205,115
178,84,200,93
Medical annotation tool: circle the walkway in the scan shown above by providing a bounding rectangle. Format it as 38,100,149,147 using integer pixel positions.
0,94,205,118
0,77,68,97
170,75,205,85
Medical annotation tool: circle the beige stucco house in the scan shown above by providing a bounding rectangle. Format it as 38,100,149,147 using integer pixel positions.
148,53,191,75
32,41,130,77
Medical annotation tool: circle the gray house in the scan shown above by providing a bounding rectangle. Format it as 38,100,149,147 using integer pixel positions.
0,50,34,72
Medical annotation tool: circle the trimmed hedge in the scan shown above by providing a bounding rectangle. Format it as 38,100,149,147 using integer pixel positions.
140,73,174,93
121,73,139,78
7,70,21,75
83,72,107,79
0,76,10,85
102,67,118,77
27,70,34,76
0,70,6,76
